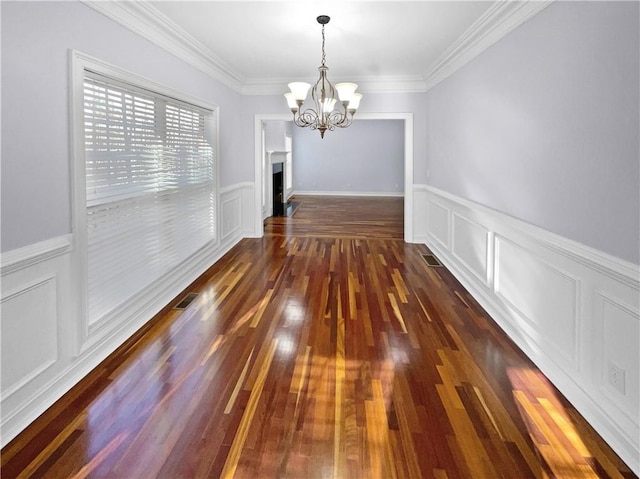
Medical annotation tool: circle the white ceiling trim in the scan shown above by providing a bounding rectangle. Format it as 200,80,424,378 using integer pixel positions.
423,0,554,90
83,0,246,92
83,0,553,96
241,75,428,96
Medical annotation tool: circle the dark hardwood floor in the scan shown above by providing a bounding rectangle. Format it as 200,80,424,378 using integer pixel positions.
1,195,635,478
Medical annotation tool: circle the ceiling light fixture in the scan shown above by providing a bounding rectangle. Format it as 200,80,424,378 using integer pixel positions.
285,15,362,139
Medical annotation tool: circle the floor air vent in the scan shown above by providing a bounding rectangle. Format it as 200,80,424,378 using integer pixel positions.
422,254,442,267
174,292,199,310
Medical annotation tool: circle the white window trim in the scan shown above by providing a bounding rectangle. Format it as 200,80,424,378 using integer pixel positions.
69,50,220,353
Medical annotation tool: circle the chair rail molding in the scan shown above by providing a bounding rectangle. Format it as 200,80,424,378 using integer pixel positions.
1,235,72,276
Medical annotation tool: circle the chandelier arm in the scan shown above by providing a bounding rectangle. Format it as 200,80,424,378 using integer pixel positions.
335,116,354,129
334,102,351,120
300,108,319,123
291,112,307,128
327,110,352,128
292,108,320,128
292,115,308,128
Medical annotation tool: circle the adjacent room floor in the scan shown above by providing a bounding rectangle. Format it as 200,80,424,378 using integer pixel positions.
1,196,635,478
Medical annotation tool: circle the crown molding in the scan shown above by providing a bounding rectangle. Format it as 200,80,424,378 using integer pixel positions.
82,0,245,93
423,0,554,91
241,75,428,96
83,0,553,96
345,77,428,95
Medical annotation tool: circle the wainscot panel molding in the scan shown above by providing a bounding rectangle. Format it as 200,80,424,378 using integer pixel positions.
1,276,59,400
221,189,243,242
0,183,254,447
417,184,640,475
1,235,75,448
452,212,490,286
221,182,258,238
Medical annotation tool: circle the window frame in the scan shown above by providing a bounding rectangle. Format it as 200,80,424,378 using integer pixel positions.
70,50,220,352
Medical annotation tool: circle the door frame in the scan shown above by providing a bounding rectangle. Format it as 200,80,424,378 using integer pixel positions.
253,112,414,241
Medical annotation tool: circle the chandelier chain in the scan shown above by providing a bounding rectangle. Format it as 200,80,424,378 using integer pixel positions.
321,24,326,66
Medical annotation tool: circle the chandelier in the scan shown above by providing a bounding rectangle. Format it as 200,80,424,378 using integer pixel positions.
284,15,363,139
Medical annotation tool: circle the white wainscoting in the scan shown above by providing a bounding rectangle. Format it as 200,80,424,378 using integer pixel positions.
414,184,640,475
221,182,259,240
2,276,59,396
221,188,243,241
0,182,256,447
1,235,75,448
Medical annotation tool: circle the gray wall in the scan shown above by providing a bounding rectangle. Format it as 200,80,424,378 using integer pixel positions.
425,1,639,264
1,1,244,252
292,120,404,194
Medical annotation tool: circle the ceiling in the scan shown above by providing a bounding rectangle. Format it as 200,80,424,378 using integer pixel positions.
88,1,552,94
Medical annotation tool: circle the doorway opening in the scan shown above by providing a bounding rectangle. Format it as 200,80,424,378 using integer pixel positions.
254,113,414,241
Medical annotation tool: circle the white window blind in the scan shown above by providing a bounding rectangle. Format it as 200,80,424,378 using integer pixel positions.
83,71,216,325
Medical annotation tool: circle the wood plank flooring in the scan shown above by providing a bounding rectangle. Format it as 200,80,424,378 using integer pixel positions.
2,195,636,478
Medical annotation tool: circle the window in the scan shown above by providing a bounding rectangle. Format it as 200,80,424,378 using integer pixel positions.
82,70,216,326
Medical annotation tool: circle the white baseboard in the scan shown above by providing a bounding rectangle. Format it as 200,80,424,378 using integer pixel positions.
418,184,639,475
293,190,404,198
